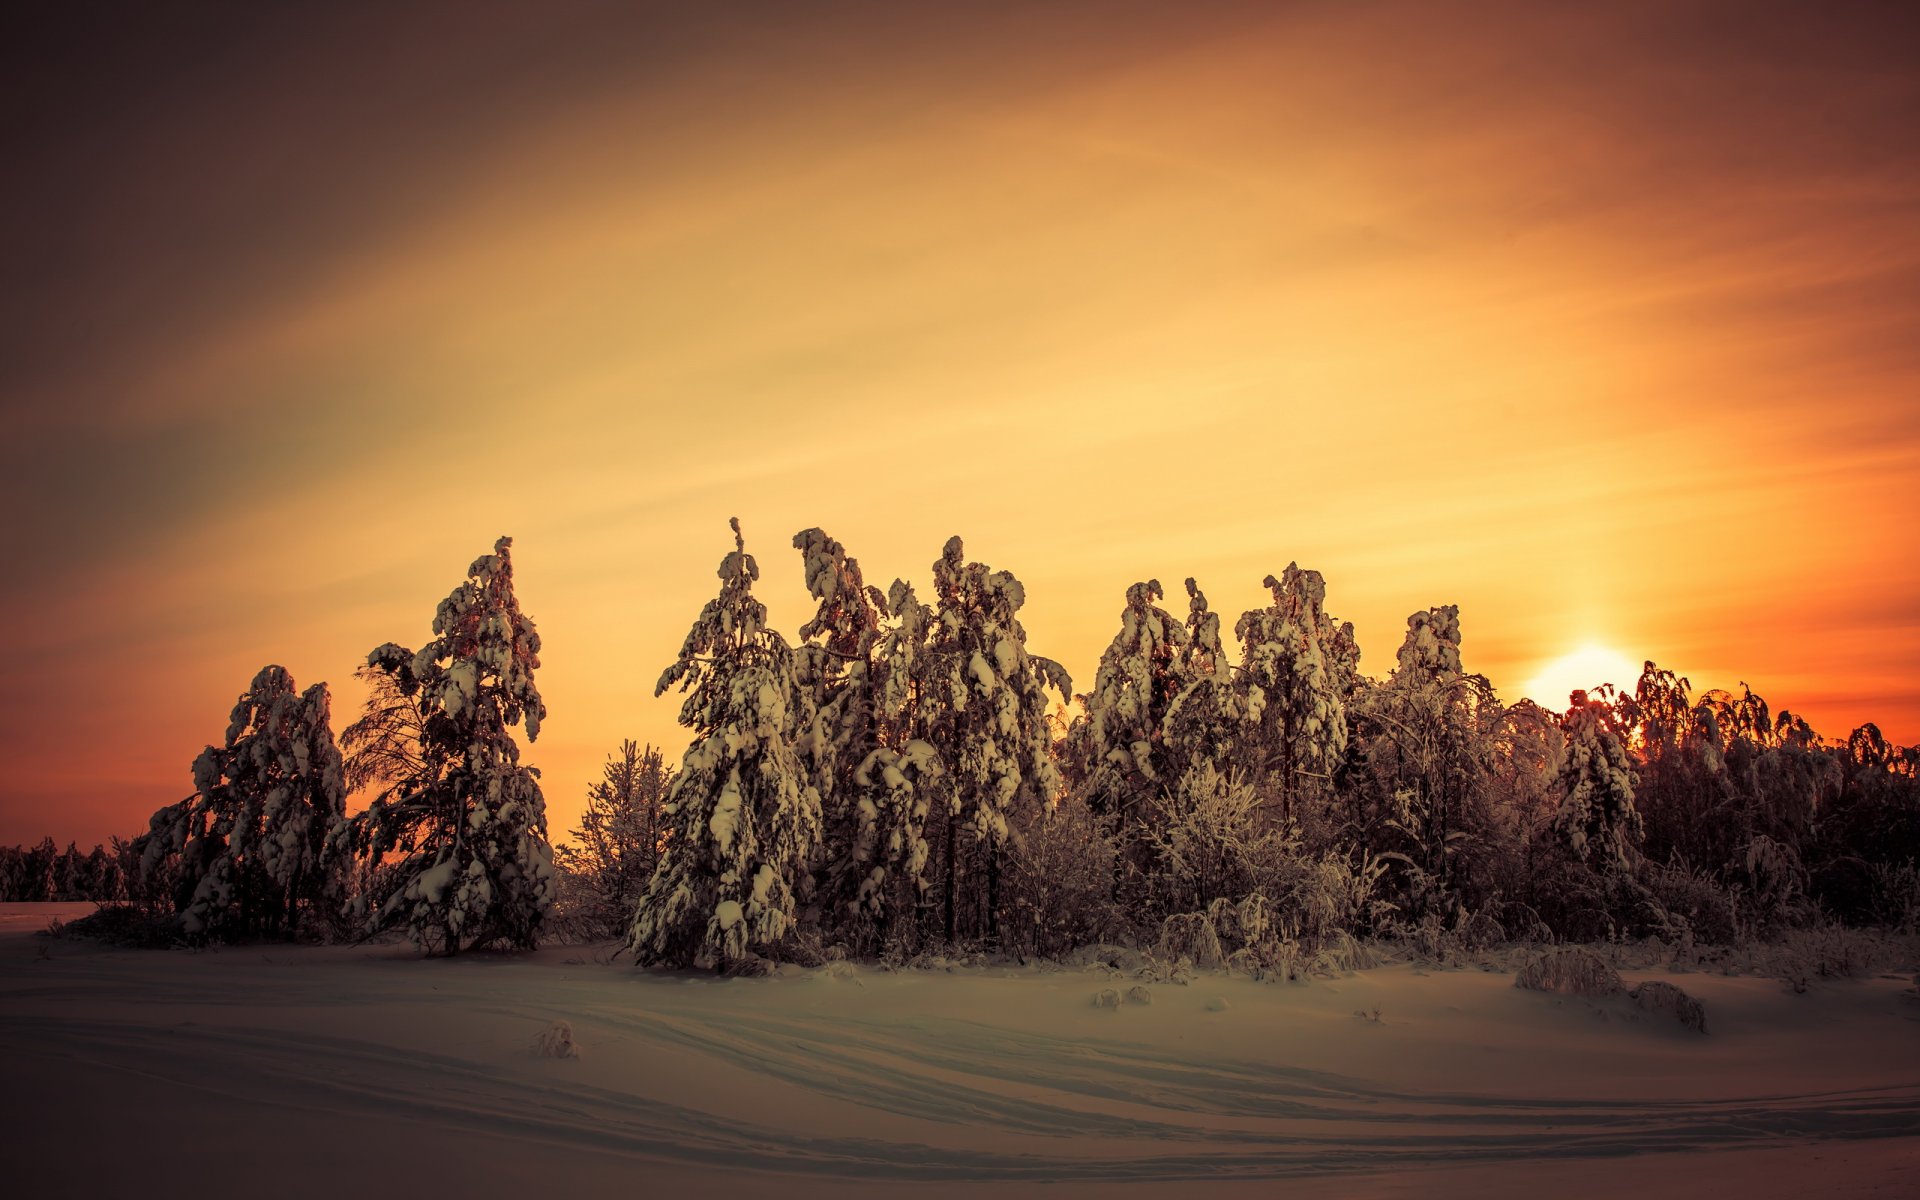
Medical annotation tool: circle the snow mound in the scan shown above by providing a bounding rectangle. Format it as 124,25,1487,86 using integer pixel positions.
1127,985,1153,1005
1091,988,1122,1009
530,1020,579,1059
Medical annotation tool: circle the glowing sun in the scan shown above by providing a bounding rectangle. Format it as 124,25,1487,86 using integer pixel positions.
1521,644,1642,710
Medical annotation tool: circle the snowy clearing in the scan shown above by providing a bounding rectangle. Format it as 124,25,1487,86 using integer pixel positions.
2,904,1917,1198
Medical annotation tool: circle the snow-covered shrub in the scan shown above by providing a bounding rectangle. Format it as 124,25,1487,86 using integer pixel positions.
1636,859,1739,947
1737,834,1809,934
1867,862,1920,933
344,537,555,954
1155,911,1225,969
51,903,187,949
1141,764,1289,918
1514,947,1624,997
1627,981,1707,1032
630,520,822,970
999,788,1124,960
1748,924,1899,991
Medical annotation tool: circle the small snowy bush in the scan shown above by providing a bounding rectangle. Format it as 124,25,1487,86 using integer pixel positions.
1156,911,1225,969
1627,981,1707,1032
1515,948,1624,997
531,1020,580,1059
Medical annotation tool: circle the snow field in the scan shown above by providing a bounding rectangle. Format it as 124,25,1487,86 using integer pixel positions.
4,908,1917,1197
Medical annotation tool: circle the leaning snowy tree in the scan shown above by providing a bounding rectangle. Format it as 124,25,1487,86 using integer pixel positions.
925,536,1071,947
1553,688,1643,870
139,665,346,940
629,520,823,970
345,536,555,954
789,527,888,940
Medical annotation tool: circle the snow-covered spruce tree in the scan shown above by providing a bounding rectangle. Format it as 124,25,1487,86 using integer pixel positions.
789,528,888,944
1352,606,1497,909
842,577,947,951
1234,563,1353,833
139,665,346,939
1079,580,1187,824
348,536,554,954
1161,578,1243,784
925,536,1071,947
629,520,822,969
1552,689,1642,869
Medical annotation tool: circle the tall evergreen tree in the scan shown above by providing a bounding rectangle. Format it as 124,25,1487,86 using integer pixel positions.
346,536,554,954
844,577,946,948
1553,689,1642,868
790,528,888,938
1161,578,1242,785
630,520,822,969
1079,579,1187,824
925,536,1071,946
1353,606,1496,906
1234,562,1352,832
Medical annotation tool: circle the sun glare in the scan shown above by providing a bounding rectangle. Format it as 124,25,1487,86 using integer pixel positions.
1520,643,1642,710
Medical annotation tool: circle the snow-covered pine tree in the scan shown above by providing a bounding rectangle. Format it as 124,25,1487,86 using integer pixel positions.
554,740,672,938
139,665,346,939
842,577,946,950
348,536,554,954
1354,605,1496,905
1161,578,1242,783
1080,580,1187,824
1553,689,1642,869
1234,563,1352,833
925,536,1071,946
629,520,823,969
790,527,887,943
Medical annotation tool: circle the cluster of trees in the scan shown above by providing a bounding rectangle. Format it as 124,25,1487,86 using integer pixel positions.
33,523,1920,967
618,523,1920,968
129,537,554,952
0,838,140,903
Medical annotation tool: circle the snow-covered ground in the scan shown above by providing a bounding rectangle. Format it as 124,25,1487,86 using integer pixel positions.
2,903,1916,1198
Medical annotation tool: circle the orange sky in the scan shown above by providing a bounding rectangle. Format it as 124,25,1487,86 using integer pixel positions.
3,0,1916,847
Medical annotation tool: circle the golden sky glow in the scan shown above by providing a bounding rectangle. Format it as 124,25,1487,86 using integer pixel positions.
2,0,1917,845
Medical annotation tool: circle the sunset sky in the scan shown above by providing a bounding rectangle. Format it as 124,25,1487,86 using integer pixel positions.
2,0,1916,848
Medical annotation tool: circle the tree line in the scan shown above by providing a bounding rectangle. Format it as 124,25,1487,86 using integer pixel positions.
28,523,1920,966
